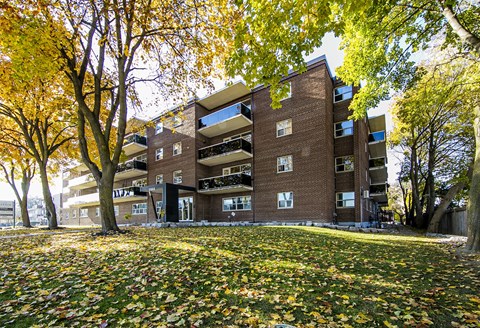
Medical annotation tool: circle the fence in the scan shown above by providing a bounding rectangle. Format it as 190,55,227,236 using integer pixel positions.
438,208,468,236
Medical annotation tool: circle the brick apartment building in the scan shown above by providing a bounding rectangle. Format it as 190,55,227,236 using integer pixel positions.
61,56,387,227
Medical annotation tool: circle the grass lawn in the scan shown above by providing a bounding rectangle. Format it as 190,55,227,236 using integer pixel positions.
0,227,479,327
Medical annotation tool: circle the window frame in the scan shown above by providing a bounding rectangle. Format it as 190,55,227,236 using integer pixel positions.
155,148,164,161
132,203,147,215
276,119,292,138
114,206,119,216
335,156,354,173
155,174,164,185
334,85,353,103
95,207,100,217
222,196,252,212
155,121,164,134
173,170,183,184
173,142,182,156
132,178,147,187
222,163,252,176
79,208,88,217
334,120,354,138
280,82,292,101
277,155,293,173
277,192,294,209
336,192,355,208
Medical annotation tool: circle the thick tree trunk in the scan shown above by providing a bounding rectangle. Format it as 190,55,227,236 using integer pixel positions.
410,146,423,227
20,196,31,228
20,171,32,227
425,133,436,226
39,165,58,229
97,165,120,233
466,110,480,252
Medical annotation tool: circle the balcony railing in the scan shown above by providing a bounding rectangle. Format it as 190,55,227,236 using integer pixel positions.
113,186,147,199
124,134,147,147
199,173,252,192
117,160,147,173
369,131,386,143
369,157,386,169
370,184,387,195
199,138,252,160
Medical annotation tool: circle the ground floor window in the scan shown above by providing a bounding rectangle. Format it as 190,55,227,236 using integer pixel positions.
223,196,252,211
114,206,119,216
132,203,147,215
80,208,88,217
278,192,293,209
95,207,100,217
336,192,355,208
156,201,163,216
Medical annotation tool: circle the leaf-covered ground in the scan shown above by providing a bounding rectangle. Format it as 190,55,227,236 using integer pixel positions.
0,227,479,327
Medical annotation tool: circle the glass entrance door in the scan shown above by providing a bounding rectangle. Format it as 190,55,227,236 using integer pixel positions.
178,197,193,221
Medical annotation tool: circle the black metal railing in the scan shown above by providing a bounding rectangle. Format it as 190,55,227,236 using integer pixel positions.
113,186,147,199
198,138,252,160
370,184,387,194
368,131,386,143
116,160,147,173
198,103,251,129
124,134,147,146
369,157,386,168
199,173,252,191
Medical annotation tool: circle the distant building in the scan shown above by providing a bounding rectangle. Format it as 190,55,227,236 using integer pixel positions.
62,56,387,227
27,198,47,226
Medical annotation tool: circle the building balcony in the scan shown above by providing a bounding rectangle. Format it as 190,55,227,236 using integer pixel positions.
198,138,252,166
68,160,147,190
123,134,147,156
369,157,387,184
368,130,386,158
65,187,148,208
198,103,252,138
370,183,388,204
198,173,253,194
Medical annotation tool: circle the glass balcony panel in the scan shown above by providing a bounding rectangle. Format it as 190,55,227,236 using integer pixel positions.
124,134,147,146
198,103,251,129
369,157,386,168
198,173,252,191
112,186,147,199
198,138,252,160
370,184,387,194
116,160,147,173
369,131,386,143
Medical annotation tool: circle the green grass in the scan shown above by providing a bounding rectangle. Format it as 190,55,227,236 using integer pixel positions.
0,227,479,327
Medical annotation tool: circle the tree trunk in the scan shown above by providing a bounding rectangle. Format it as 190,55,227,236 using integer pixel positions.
39,165,58,229
97,165,120,233
425,132,436,226
466,109,480,252
20,170,32,227
427,167,471,233
410,145,423,227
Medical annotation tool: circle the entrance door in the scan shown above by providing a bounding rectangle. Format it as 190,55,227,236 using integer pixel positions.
178,197,193,221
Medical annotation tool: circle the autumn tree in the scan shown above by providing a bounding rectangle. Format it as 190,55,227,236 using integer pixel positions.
2,0,235,233
227,0,480,251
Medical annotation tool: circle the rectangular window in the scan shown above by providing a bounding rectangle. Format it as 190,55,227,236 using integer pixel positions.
156,201,163,216
278,192,293,209
155,121,163,134
95,207,100,217
276,119,292,137
132,178,147,187
65,212,69,220
277,155,293,173
335,120,354,138
280,82,292,101
334,85,353,103
114,206,119,216
72,209,77,218
132,203,147,215
336,192,355,208
155,148,163,161
223,163,251,176
223,196,252,211
173,142,182,156
335,156,354,173
80,208,88,217
223,131,252,143
173,170,182,184
135,153,147,163
173,116,182,127
156,174,164,184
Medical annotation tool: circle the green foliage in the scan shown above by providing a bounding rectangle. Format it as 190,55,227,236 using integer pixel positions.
0,227,479,326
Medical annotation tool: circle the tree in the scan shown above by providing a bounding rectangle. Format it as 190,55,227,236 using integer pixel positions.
226,0,480,251
0,153,35,228
2,0,234,233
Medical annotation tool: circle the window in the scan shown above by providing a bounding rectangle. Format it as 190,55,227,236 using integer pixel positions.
65,212,69,220
80,208,88,217
276,119,292,137
173,116,182,127
156,201,163,216
156,174,164,184
135,153,147,163
280,82,292,101
72,210,77,218
132,203,147,215
223,163,251,176
277,155,293,173
335,120,354,138
114,206,119,216
155,121,163,134
173,142,182,156
132,178,147,187
278,192,293,209
335,156,354,173
223,196,252,211
95,207,100,217
224,131,252,143
173,170,182,184
155,148,163,161
334,85,353,103
336,192,355,208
